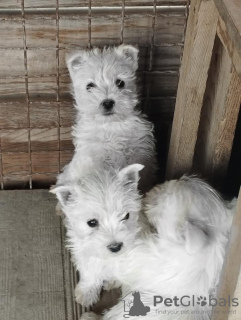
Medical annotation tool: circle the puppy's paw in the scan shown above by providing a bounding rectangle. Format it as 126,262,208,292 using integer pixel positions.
80,312,101,320
103,280,121,291
55,201,64,217
75,284,99,307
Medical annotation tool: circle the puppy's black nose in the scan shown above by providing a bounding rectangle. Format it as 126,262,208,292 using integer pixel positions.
107,242,123,253
102,99,115,111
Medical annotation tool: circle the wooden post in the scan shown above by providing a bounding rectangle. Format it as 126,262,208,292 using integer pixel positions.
166,0,218,180
193,37,241,187
214,0,241,75
212,189,241,320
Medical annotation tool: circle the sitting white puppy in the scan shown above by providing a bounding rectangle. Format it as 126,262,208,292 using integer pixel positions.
80,176,236,320
57,45,157,194
51,164,151,307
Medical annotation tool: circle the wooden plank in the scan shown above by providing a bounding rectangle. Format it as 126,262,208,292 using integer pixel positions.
0,101,28,129
0,0,187,8
2,152,30,175
27,50,56,76
32,173,57,187
193,37,241,187
60,127,74,151
0,20,23,47
1,129,29,152
214,0,241,75
60,101,75,127
166,0,218,179
212,188,241,320
32,151,59,173
217,15,241,76
25,18,57,48
0,78,25,97
30,128,58,151
0,50,24,77
30,101,58,128
0,190,74,319
3,175,30,189
60,150,73,169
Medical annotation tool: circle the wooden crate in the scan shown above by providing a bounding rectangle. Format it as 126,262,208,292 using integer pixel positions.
165,1,241,319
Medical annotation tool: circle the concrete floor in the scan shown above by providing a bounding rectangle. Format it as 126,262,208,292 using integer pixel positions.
0,190,81,320
0,190,120,320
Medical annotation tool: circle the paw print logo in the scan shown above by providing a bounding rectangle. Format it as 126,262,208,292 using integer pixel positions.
197,296,207,307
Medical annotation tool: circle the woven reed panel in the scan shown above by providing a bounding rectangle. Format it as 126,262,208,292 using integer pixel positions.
0,1,189,189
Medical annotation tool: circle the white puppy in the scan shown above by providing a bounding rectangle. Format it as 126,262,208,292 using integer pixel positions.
80,176,236,320
51,164,151,307
57,45,157,193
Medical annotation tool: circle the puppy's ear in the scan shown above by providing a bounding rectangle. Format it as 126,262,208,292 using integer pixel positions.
118,164,144,186
66,51,87,76
183,219,211,254
50,185,76,207
116,44,139,71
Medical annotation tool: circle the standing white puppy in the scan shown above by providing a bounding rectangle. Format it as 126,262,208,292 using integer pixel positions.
57,45,157,193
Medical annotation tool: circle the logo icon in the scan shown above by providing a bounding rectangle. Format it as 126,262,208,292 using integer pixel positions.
122,291,150,318
197,296,207,307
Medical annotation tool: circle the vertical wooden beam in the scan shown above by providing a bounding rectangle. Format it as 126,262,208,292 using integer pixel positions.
217,15,241,76
212,188,241,320
193,37,241,187
214,0,241,75
166,0,218,180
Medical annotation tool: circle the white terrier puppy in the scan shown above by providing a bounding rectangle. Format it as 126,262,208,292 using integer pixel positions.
80,176,236,320
57,45,157,193
51,163,151,307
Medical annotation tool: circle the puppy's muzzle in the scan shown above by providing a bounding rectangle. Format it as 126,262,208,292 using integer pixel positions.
107,242,123,253
101,99,115,112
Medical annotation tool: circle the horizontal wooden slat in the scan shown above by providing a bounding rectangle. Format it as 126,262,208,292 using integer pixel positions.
32,151,59,173
30,128,58,151
28,77,56,96
25,18,57,48
0,101,28,128
0,0,187,9
1,129,29,152
0,50,25,77
2,152,30,175
32,173,57,188
60,101,75,127
60,150,73,169
30,101,58,128
60,127,74,151
0,20,23,47
3,175,30,189
0,78,26,97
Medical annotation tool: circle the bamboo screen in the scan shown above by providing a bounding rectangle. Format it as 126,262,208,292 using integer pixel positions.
0,0,189,189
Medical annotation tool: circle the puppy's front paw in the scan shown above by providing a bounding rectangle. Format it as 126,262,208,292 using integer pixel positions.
80,312,101,320
103,279,121,291
75,284,100,307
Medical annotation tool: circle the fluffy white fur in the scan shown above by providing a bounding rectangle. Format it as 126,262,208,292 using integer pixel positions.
80,176,236,320
57,45,157,193
51,164,151,307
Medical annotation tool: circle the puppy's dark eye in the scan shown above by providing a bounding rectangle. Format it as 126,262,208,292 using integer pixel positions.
87,219,99,227
121,213,129,221
116,79,125,89
86,82,96,91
